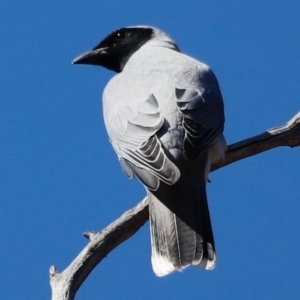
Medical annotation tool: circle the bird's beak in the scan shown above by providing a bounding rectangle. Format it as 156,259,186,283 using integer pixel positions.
72,48,107,65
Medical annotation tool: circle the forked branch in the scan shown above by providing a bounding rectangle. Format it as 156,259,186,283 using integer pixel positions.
50,112,300,300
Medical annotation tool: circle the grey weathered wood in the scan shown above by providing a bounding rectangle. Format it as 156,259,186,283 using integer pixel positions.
211,112,300,171
50,112,300,300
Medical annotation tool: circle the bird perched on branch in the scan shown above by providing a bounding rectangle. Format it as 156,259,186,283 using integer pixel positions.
73,26,226,276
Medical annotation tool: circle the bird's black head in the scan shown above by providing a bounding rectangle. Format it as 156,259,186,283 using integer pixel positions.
72,27,154,73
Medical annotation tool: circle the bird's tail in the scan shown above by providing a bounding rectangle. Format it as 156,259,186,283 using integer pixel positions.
148,168,215,277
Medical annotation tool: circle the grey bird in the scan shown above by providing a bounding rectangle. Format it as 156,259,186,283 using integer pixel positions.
73,26,227,276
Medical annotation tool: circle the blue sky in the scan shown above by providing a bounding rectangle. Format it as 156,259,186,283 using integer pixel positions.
1,1,299,299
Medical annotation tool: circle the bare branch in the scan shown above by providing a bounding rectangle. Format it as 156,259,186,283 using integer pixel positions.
212,111,300,171
50,112,300,300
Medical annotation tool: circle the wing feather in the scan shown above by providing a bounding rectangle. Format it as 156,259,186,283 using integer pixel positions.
108,94,180,190
175,66,225,160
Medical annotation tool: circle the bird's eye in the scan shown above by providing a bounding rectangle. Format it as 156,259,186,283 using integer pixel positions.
115,31,128,41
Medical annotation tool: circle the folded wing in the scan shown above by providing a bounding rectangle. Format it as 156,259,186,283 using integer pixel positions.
175,65,225,160
106,94,180,190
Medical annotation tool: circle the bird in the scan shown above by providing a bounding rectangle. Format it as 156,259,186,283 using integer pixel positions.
73,26,227,277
